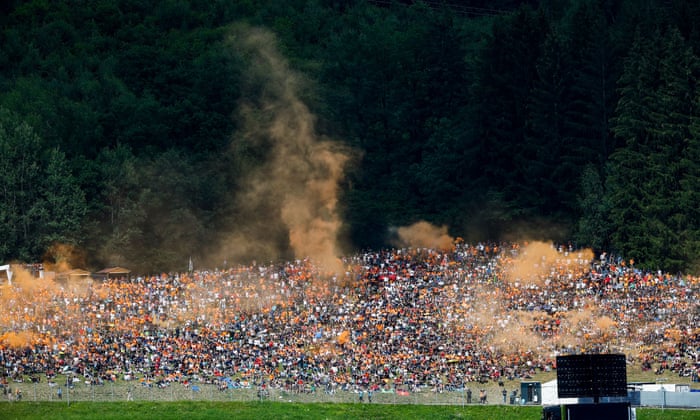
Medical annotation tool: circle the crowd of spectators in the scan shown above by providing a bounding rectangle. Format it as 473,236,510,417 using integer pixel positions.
1,242,699,396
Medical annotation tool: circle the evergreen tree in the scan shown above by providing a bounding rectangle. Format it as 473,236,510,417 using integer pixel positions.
683,92,700,273
565,0,622,166
34,147,87,254
608,26,699,271
472,5,549,232
575,165,610,251
525,27,577,220
0,108,86,262
92,144,143,268
658,26,700,271
0,108,42,260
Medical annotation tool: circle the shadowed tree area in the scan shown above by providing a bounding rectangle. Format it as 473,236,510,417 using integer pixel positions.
1,0,700,273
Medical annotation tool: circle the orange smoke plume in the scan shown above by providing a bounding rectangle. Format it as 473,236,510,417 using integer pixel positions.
222,24,354,274
0,331,36,349
394,221,454,250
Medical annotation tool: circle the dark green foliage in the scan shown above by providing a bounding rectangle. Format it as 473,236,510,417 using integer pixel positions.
0,108,86,262
470,5,551,236
1,0,700,273
608,26,700,272
575,165,610,252
319,2,476,241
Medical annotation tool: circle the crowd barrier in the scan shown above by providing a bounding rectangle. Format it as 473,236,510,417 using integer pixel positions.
2,379,510,406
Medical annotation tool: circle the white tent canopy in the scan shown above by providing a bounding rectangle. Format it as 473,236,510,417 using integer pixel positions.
0,264,13,285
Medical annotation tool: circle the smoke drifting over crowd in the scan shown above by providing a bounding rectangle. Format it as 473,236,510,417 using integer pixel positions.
505,241,594,286
4,25,695,388
392,221,455,250
0,265,58,348
219,25,352,273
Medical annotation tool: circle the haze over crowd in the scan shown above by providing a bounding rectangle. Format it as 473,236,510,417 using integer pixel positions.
1,233,698,395
2,19,700,401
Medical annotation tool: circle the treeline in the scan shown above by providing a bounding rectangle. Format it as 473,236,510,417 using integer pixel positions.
0,0,699,273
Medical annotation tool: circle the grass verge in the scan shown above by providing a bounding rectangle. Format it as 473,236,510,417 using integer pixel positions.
0,401,696,420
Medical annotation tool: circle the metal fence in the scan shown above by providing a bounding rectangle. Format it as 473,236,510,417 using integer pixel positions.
637,391,700,409
6,380,700,409
1,380,509,406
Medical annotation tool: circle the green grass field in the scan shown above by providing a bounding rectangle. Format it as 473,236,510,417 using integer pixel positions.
0,401,696,420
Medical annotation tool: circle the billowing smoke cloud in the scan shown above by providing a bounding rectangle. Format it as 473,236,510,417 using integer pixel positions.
220,25,353,273
392,221,454,250
504,241,593,286
0,265,58,349
42,243,86,273
0,331,32,349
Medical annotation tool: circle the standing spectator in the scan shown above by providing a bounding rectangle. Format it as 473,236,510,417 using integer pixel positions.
479,389,487,404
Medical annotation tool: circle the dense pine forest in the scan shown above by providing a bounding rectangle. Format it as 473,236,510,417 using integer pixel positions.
1,0,700,274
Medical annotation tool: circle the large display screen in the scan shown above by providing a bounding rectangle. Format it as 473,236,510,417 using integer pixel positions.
556,354,627,398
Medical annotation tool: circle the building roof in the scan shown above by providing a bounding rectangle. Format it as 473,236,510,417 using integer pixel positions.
96,267,131,275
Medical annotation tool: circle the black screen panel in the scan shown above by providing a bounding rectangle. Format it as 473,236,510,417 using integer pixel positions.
556,354,627,398
566,402,630,420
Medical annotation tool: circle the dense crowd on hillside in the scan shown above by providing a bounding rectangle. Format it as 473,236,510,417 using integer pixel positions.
1,242,699,397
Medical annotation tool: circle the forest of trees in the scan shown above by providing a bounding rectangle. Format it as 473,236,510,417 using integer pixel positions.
1,0,699,274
